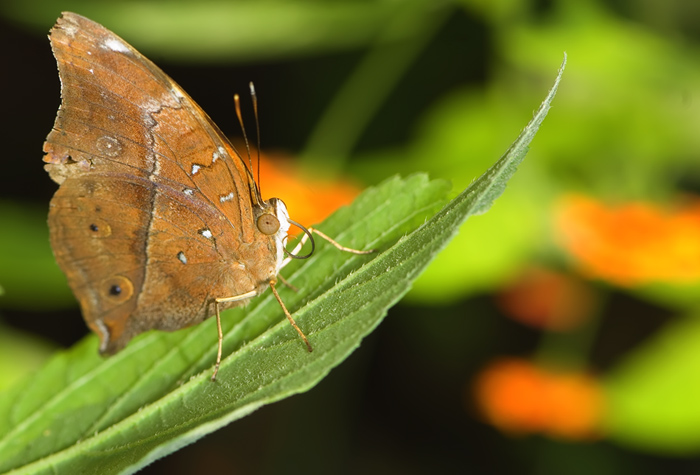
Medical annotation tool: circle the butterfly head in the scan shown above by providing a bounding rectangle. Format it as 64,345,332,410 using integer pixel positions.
255,197,291,273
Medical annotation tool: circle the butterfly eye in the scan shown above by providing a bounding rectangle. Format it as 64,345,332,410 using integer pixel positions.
257,214,280,235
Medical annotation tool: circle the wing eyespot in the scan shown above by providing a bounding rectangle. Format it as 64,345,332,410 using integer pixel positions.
102,275,134,304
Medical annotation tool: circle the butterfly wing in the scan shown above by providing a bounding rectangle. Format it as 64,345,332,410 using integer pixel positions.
44,12,279,353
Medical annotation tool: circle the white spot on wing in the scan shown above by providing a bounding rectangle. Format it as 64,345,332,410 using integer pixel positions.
88,68,94,74
172,87,186,100
183,188,194,196
103,38,130,54
199,228,213,239
191,164,201,175
96,136,122,158
94,319,110,353
220,192,234,203
61,19,79,38
143,97,164,113
177,251,187,264
212,150,220,162
218,146,225,156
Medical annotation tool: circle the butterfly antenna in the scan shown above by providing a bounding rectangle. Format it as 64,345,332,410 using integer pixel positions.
233,92,255,177
234,91,262,205
249,82,262,192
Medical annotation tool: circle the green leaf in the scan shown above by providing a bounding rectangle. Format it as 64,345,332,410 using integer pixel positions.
0,57,564,475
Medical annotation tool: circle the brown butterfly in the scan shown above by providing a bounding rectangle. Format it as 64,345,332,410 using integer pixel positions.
43,12,372,380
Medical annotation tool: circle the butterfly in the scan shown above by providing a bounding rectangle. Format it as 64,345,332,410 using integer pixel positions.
43,12,372,380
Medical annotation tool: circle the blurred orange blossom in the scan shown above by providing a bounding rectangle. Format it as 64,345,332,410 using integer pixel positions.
555,194,700,286
496,267,597,331
473,358,604,440
254,152,362,236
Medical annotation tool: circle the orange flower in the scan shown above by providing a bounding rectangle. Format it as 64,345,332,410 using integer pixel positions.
473,358,604,440
496,267,596,331
252,151,361,235
555,195,700,286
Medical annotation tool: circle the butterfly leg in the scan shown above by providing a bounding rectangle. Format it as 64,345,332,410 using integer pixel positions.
308,228,376,255
282,227,375,268
269,280,313,353
211,290,257,382
277,274,299,292
263,228,375,369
